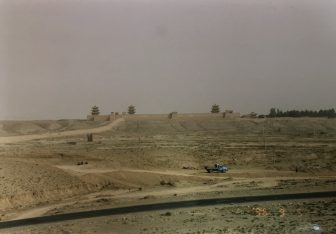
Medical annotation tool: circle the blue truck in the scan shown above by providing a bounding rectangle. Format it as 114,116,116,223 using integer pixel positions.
205,164,229,173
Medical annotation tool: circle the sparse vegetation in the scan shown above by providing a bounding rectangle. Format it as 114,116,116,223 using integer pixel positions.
160,180,175,186
161,211,172,216
1,115,335,233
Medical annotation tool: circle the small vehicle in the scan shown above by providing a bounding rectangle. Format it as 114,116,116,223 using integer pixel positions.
205,164,229,173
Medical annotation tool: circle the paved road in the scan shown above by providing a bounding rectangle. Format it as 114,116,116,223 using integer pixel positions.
1,191,335,229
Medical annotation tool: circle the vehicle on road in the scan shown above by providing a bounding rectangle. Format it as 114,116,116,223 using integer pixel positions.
204,164,229,173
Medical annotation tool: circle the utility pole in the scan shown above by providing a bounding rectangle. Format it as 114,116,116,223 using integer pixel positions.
313,125,316,138
137,121,141,158
263,121,266,151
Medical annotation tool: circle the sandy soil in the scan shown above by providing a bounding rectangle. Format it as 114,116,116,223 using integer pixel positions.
0,116,335,233
0,118,124,144
3,198,336,234
0,120,112,137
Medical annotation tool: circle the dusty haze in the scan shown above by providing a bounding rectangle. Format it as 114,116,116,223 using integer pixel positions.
0,0,335,120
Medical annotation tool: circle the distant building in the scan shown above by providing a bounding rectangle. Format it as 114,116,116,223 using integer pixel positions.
87,112,122,121
223,110,240,119
168,112,178,119
87,115,111,121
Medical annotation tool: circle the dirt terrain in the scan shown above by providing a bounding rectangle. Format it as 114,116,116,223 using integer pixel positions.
3,198,335,234
0,120,110,137
0,118,123,144
0,115,335,233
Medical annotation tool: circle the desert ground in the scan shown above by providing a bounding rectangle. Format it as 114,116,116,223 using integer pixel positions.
0,115,335,233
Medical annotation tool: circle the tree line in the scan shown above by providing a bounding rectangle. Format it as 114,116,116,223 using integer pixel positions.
268,108,336,118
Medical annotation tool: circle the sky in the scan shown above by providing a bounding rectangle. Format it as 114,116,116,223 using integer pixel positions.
0,0,335,120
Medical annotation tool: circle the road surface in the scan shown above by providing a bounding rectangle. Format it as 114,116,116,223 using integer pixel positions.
0,191,335,229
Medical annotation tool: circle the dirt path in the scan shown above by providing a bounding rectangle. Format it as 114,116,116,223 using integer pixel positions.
2,177,279,221
55,165,223,179
0,118,124,144
55,165,336,180
10,166,336,221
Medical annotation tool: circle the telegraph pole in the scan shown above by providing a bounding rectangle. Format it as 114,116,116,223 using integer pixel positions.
263,121,266,151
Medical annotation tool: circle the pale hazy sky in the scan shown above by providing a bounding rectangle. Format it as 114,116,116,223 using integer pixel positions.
0,0,335,120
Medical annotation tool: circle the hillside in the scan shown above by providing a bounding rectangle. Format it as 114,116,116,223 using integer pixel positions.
0,120,108,137
0,115,335,231
116,116,336,137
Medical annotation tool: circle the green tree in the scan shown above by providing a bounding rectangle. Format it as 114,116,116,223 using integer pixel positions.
268,108,277,118
266,108,336,118
91,105,100,115
128,105,136,115
211,104,220,113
